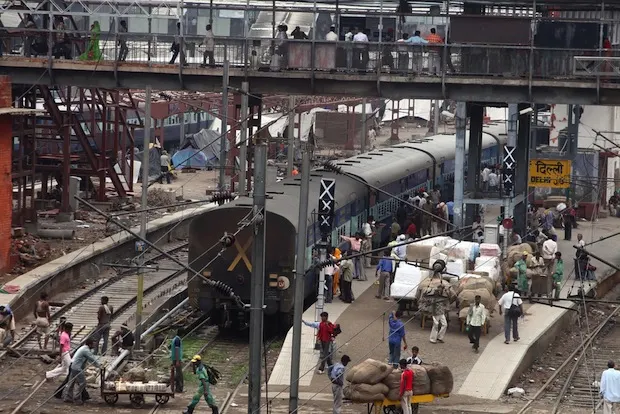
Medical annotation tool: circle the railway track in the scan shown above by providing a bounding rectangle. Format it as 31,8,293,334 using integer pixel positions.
10,239,189,354
520,303,620,414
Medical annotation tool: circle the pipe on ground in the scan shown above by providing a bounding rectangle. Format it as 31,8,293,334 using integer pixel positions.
37,228,76,239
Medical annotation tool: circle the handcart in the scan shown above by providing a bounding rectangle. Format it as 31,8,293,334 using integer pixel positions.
366,393,449,414
100,370,175,408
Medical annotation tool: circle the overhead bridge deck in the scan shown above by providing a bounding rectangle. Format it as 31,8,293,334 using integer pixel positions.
1,54,618,105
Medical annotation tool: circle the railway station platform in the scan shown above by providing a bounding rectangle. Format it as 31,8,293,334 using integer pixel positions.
264,216,620,410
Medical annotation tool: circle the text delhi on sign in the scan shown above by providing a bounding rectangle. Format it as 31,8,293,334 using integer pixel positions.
528,159,571,189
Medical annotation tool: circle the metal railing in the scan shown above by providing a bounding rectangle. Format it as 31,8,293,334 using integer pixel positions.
2,27,619,82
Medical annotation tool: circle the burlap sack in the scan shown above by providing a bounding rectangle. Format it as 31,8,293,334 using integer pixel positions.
382,366,431,400
425,364,454,395
458,288,495,311
456,276,494,295
406,245,438,266
506,243,533,268
343,383,389,403
416,277,443,300
345,359,393,385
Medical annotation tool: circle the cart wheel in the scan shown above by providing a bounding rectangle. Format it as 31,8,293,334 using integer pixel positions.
411,402,419,414
155,394,170,405
130,394,145,408
382,406,397,414
103,394,118,405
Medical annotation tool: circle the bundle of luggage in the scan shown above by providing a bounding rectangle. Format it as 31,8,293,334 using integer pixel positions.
343,359,453,403
455,275,496,319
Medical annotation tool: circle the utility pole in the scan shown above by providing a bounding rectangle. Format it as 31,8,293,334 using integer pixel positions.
503,103,519,257
238,81,249,196
219,60,229,190
134,85,151,347
287,96,295,176
361,98,367,153
248,138,267,414
289,144,311,414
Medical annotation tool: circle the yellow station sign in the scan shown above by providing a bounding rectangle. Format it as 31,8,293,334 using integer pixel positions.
528,159,571,188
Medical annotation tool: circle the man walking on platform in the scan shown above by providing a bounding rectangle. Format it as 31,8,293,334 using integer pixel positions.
498,286,523,344
388,311,407,367
466,295,486,353
329,354,351,414
553,252,564,299
601,360,620,414
399,358,414,414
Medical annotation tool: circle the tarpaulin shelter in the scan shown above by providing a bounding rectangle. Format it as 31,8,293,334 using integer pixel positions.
173,128,229,169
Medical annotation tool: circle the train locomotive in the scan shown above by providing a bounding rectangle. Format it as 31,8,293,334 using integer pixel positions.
188,124,506,330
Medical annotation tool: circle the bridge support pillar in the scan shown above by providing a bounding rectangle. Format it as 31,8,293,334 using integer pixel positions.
453,102,467,230
465,103,484,229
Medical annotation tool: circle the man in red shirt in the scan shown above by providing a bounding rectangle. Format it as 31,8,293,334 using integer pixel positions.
303,312,335,374
399,359,414,414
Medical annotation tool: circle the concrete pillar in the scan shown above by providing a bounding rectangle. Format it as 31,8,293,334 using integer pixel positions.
514,104,531,234
465,104,484,227
0,76,11,272
69,176,82,212
453,102,467,230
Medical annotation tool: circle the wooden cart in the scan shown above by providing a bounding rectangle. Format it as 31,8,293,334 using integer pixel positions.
100,371,174,408
366,393,449,414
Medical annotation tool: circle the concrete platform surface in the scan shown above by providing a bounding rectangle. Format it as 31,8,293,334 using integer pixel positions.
268,275,376,387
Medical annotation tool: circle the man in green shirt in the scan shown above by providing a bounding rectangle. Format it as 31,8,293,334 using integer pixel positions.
552,251,564,299
183,354,218,414
515,252,529,294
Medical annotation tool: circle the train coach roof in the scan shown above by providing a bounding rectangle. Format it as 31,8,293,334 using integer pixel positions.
335,123,506,188
224,169,367,230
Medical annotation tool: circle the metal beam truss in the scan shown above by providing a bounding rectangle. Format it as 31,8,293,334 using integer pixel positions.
12,84,138,224
574,56,620,78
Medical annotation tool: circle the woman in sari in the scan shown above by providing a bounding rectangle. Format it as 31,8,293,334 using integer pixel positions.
79,21,102,61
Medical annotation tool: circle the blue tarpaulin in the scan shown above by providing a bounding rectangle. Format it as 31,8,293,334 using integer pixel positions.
172,148,211,169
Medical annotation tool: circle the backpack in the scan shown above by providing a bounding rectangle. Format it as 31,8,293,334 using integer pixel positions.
205,365,221,385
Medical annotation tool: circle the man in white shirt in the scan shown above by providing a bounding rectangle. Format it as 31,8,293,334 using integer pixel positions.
361,216,374,268
577,233,586,249
542,234,558,283
498,287,523,344
601,360,620,414
201,24,215,67
352,28,369,70
326,26,338,41
466,295,486,353
488,169,499,192
481,166,490,191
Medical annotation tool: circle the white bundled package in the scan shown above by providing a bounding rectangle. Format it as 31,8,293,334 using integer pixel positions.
415,235,452,249
479,243,501,257
445,240,479,263
445,259,466,279
390,263,428,299
474,256,501,282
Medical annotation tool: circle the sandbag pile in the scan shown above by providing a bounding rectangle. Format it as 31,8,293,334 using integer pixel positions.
426,364,454,395
383,365,431,400
456,274,496,316
344,359,453,403
506,243,533,268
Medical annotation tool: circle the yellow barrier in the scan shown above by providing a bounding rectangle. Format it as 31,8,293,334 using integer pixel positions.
366,394,449,414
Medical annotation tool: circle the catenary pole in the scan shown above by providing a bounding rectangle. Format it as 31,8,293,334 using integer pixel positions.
134,84,151,347
289,144,311,413
219,60,230,190
248,138,267,414
239,81,249,195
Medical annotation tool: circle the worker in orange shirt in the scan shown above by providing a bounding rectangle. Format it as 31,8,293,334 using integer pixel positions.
332,248,342,297
425,28,443,74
